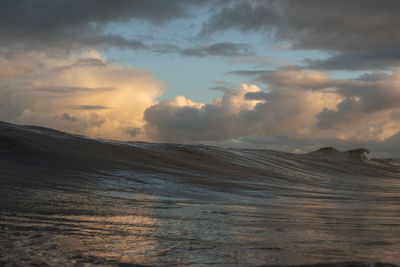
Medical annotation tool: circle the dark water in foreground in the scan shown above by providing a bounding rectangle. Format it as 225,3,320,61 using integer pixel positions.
1,122,400,266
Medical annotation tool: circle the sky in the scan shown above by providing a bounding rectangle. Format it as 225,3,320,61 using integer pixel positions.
1,0,400,157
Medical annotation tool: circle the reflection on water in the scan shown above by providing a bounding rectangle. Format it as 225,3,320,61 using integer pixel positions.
2,172,400,266
1,213,160,266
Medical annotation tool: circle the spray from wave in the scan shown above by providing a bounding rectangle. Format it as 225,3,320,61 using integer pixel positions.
1,121,399,266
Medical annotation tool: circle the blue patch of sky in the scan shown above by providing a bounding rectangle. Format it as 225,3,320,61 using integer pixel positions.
103,15,359,103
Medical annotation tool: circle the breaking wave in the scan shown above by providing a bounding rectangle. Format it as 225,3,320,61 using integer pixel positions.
1,121,399,266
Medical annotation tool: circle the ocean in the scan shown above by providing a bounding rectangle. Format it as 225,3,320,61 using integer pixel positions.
1,121,399,266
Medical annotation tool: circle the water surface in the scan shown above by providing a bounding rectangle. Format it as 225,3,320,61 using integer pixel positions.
1,122,399,266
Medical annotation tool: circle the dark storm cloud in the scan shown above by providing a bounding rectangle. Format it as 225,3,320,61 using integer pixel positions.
203,0,400,51
5,0,398,69
1,0,188,27
0,0,210,51
201,0,279,35
203,0,400,70
305,49,400,71
76,35,146,50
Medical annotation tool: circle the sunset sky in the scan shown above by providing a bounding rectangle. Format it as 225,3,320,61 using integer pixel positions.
1,0,400,156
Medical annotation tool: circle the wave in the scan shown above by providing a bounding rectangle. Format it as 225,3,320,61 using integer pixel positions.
1,121,400,266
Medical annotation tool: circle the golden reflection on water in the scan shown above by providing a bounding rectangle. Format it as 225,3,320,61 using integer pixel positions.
2,188,400,266
56,214,162,264
1,212,163,266
2,163,400,266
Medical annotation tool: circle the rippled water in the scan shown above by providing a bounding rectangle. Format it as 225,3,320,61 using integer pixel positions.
1,121,400,266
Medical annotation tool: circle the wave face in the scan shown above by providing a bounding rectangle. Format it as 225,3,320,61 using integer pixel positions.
1,121,400,266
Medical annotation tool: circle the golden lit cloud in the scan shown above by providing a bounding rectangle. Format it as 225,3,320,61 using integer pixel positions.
2,49,400,156
1,51,164,141
143,69,400,150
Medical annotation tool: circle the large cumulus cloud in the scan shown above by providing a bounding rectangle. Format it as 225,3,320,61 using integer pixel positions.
144,84,264,141
0,51,163,140
143,69,400,156
143,79,340,142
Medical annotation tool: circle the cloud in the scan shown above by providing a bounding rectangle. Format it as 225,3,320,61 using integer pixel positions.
227,56,276,68
143,84,264,141
143,69,400,157
227,68,400,141
203,0,400,51
201,0,279,36
305,49,400,71
315,72,400,133
33,86,114,94
153,42,254,58
202,0,400,70
74,105,110,110
227,68,331,89
2,0,400,157
232,68,400,116
0,51,163,140
226,70,269,77
181,42,253,57
61,113,78,122
4,1,398,70
126,127,142,138
0,0,214,53
143,82,336,142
